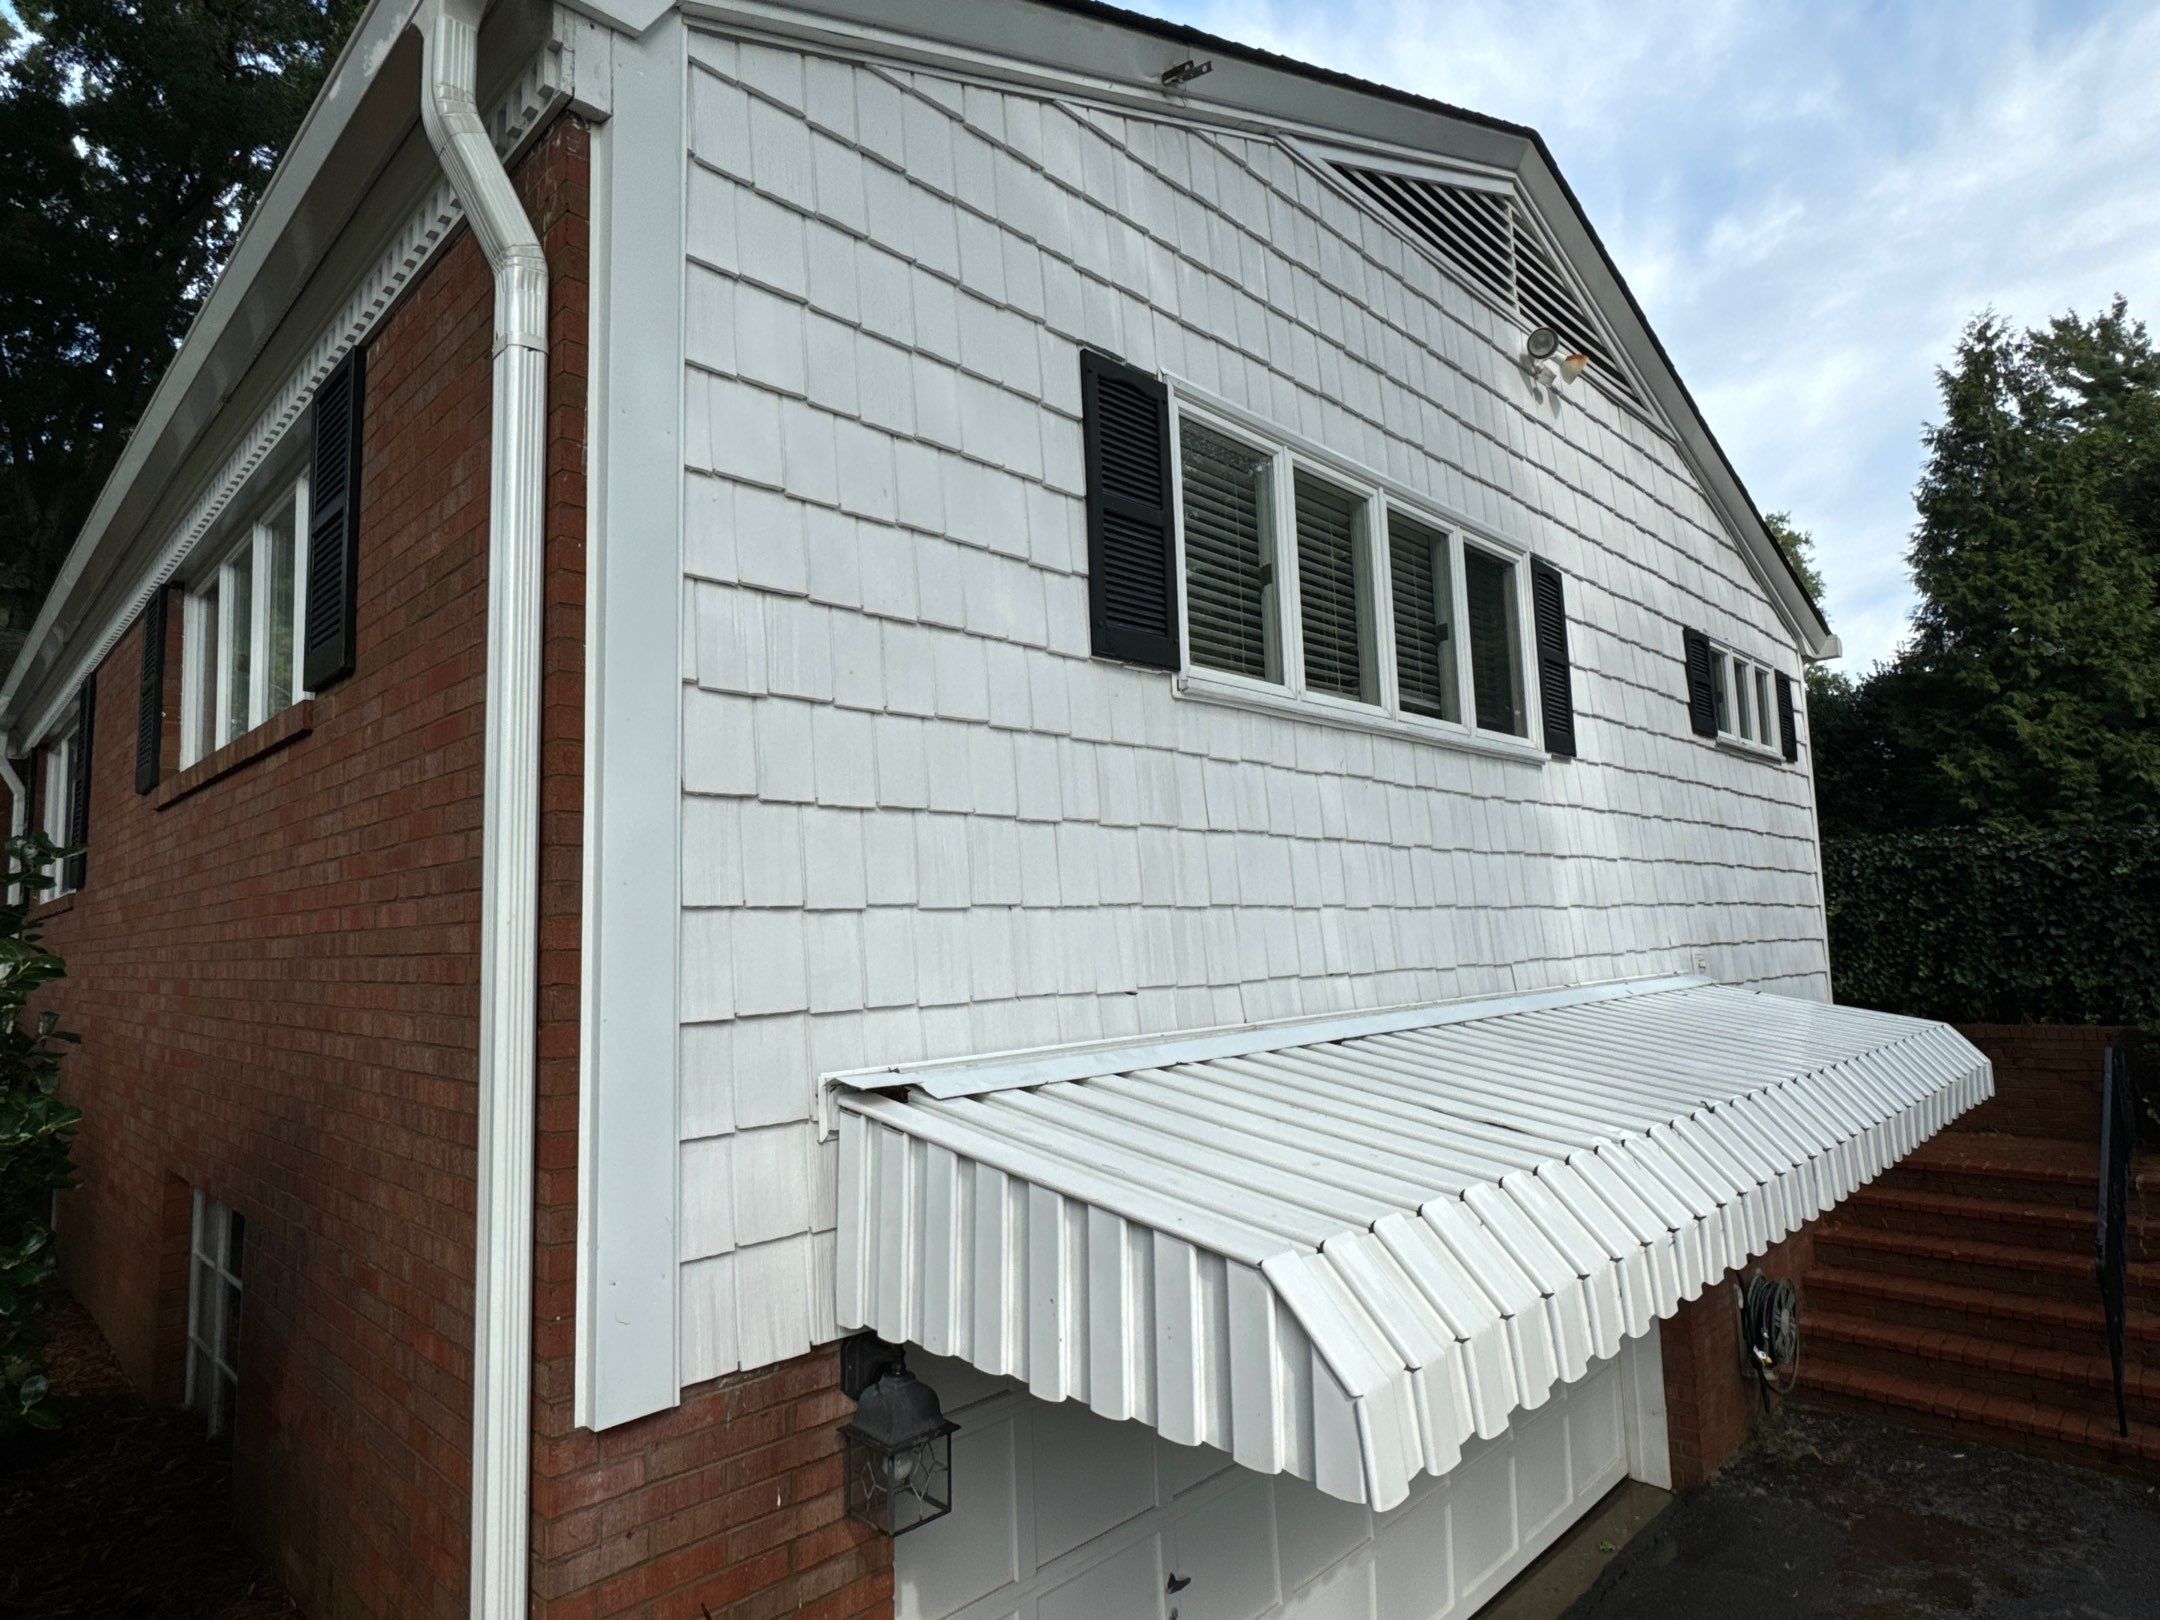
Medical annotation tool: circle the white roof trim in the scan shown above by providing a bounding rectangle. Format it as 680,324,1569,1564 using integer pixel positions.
834,982,1989,1510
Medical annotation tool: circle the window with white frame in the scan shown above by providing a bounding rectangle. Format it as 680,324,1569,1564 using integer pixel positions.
186,1191,245,1439
1710,643,1781,754
1174,403,1537,745
183,476,308,767
38,724,76,894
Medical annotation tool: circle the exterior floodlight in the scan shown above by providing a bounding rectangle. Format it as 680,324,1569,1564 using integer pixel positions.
1523,325,1561,361
839,1335,959,1537
1521,328,1591,391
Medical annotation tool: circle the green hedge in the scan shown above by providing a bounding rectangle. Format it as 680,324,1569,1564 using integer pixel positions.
1823,824,2160,1026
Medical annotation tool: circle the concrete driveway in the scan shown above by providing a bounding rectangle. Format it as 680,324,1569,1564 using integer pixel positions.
1562,1403,2160,1619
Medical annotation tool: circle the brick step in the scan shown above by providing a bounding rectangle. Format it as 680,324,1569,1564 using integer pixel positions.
1804,1265,2160,1354
1830,1183,2160,1259
1806,1309,2160,1427
1797,1362,2160,1480
1812,1226,2160,1303
1879,1137,2159,1211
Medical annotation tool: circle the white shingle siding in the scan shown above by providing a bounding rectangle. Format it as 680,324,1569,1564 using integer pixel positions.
673,31,1824,1382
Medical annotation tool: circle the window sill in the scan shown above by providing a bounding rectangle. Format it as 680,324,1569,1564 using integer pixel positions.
154,702,314,811
1175,670,1547,763
1713,735,1787,765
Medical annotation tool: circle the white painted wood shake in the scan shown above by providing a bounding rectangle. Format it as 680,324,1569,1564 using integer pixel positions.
670,27,1827,1385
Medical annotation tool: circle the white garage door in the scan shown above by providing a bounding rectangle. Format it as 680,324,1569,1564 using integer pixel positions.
897,1332,1670,1620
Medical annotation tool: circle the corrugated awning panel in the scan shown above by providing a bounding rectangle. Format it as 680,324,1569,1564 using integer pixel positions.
833,979,1990,1510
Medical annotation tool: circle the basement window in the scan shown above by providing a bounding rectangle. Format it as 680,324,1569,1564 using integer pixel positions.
185,1192,245,1439
182,476,309,767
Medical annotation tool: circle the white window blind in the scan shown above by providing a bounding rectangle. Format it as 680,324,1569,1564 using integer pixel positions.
1294,470,1373,702
1180,422,1278,682
1389,511,1458,721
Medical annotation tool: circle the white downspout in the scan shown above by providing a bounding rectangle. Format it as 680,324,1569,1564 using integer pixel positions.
417,3,547,1615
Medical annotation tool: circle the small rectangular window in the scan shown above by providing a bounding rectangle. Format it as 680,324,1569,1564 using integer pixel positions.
39,731,74,892
186,1191,244,1440
1389,512,1458,722
1707,643,1784,757
1294,470,1374,703
1464,544,1525,736
183,479,308,767
1180,422,1279,683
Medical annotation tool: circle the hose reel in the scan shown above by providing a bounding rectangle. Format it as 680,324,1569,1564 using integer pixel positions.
1737,1270,1800,1409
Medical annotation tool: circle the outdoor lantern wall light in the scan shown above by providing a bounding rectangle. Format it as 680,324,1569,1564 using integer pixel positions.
838,1333,959,1537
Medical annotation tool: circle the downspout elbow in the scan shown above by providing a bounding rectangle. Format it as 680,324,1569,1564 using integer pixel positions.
419,0,549,357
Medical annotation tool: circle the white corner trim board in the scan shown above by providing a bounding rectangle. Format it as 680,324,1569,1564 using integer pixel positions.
834,981,1991,1511
573,6,687,1434
418,2,551,1616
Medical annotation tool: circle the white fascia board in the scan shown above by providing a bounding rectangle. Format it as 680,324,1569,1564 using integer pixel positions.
575,8,685,1432
675,0,1836,661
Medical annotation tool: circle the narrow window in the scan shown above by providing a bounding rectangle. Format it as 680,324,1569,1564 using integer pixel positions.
1710,648,1731,734
183,480,308,767
1389,511,1458,721
1755,668,1773,747
1464,544,1525,736
186,1192,245,1439
1294,470,1374,703
1180,421,1279,683
39,730,74,890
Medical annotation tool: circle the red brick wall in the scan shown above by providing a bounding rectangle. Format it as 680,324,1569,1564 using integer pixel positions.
1952,1023,2123,1142
1658,1226,1815,1490
31,112,890,1620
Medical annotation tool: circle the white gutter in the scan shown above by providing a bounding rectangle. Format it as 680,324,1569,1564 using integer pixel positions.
416,2,547,1615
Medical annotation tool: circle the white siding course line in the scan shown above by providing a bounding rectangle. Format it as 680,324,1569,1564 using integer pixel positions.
837,981,1991,1510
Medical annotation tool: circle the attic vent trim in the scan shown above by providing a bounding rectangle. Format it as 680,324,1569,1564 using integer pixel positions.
1334,162,1642,407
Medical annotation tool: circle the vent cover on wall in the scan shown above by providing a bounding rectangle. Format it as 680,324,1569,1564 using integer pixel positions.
1334,163,1641,406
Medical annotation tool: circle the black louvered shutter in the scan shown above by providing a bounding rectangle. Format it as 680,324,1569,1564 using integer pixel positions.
303,348,366,691
1080,350,1178,670
1529,558,1576,758
136,588,168,795
1775,671,1799,763
1682,628,1718,738
64,678,94,890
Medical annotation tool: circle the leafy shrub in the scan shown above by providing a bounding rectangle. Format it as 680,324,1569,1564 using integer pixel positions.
1,833,81,1435
1824,823,2160,1027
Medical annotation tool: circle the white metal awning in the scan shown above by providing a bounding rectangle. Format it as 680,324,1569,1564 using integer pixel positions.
830,977,1990,1511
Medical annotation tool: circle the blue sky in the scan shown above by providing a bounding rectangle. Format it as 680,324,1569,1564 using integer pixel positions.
1157,0,2160,669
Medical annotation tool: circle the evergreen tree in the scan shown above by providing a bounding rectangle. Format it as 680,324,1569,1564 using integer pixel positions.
1900,310,2160,825
0,0,361,655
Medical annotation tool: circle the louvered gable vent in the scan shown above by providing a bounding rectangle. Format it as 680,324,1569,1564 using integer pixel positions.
1335,164,1640,406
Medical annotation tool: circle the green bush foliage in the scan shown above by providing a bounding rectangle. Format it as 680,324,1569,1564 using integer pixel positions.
0,832,81,1435
1824,824,2160,1026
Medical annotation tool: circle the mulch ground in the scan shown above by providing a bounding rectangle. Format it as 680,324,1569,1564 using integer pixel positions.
0,1293,299,1619
1564,1401,2160,1619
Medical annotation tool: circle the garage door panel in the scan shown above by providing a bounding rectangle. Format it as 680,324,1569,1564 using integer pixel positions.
1031,1397,1158,1564
1166,1471,1282,1620
1160,1435,1236,1500
1038,1536,1165,1620
1372,1485,1454,1620
899,1409,1023,1620
1273,1474,1373,1595
1279,1550,1376,1620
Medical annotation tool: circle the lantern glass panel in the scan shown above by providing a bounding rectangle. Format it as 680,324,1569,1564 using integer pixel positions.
844,1421,955,1535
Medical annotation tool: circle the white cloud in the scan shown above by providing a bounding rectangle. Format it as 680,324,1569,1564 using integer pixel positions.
1160,0,2160,668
